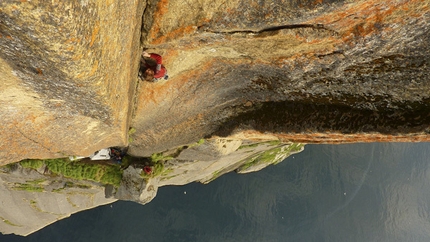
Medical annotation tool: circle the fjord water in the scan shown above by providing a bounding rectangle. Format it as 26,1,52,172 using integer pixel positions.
3,143,430,242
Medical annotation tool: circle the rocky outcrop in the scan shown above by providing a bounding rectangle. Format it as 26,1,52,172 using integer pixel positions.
0,1,144,165
129,0,430,156
0,164,116,236
0,139,304,235
114,139,304,204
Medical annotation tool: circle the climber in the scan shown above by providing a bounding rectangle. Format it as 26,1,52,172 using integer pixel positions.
139,51,168,82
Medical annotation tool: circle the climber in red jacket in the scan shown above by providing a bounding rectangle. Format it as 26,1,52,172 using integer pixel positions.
139,51,168,82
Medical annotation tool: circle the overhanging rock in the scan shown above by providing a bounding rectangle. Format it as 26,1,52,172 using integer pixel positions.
129,0,430,156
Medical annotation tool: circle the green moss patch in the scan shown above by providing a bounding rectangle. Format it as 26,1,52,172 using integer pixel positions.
238,140,281,150
20,159,44,170
150,153,174,163
237,143,304,172
16,158,123,187
0,216,21,227
128,127,136,143
194,139,205,146
13,182,44,192
45,159,122,186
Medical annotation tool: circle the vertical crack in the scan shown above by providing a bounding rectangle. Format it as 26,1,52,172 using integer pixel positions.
140,0,160,46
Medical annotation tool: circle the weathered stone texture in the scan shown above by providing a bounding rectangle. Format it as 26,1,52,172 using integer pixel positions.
1,0,430,235
0,139,302,236
0,165,116,236
115,139,303,205
129,0,430,156
0,0,144,164
1,0,429,161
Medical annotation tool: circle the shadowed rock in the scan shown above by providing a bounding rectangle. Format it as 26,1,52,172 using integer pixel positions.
129,0,430,156
1,0,429,236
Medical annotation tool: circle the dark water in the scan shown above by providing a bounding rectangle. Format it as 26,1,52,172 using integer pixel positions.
2,143,430,242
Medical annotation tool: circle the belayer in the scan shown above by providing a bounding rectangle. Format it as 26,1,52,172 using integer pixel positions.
139,51,168,82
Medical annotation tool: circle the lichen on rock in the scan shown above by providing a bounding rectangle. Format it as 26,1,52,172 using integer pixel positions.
0,162,116,236
129,0,430,156
0,0,145,165
1,0,430,236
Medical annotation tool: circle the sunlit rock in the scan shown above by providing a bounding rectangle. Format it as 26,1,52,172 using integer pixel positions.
130,0,430,156
1,0,429,236
0,164,116,236
0,0,144,164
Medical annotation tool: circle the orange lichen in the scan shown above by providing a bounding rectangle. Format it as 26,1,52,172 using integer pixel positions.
27,114,37,123
72,53,83,61
151,25,196,45
89,60,98,76
75,72,85,79
148,0,217,44
307,39,324,44
65,37,81,44
36,68,43,75
307,0,428,44
163,49,179,66
89,22,100,47
230,129,430,144
293,33,303,39
149,0,170,42
137,59,215,110
275,132,430,144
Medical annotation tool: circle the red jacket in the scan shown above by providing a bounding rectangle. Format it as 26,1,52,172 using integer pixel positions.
148,53,167,79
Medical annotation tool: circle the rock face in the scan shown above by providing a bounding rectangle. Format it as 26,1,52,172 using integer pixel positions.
0,164,116,236
129,0,430,156
1,0,429,161
0,0,429,235
0,0,144,165
0,140,304,235
115,139,304,205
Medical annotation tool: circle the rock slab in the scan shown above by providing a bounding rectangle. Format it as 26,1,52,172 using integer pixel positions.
0,0,145,164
